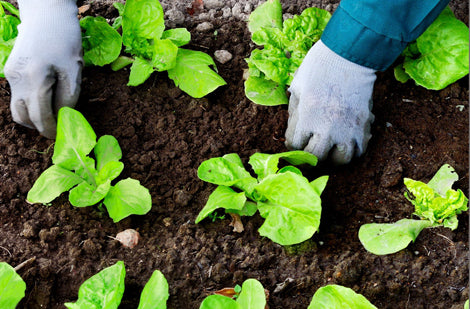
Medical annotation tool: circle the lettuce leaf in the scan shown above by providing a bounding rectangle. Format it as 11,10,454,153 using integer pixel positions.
65,261,126,309
0,262,26,309
395,7,469,90
167,49,227,98
358,219,432,255
80,16,122,66
308,285,377,308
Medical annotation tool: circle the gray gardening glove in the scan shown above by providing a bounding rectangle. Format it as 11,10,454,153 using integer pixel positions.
4,0,82,139
285,40,377,165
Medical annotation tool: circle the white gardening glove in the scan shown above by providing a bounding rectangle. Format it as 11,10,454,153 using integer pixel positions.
285,40,377,165
4,0,82,138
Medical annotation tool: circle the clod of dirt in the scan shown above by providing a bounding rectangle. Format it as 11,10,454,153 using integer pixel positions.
229,213,244,233
380,160,404,188
115,229,140,249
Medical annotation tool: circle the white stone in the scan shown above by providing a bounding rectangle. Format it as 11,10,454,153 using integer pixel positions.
214,50,233,64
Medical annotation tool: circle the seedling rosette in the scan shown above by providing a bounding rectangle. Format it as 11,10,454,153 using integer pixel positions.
196,151,328,246
79,0,226,98
359,164,468,255
27,107,152,223
245,0,331,105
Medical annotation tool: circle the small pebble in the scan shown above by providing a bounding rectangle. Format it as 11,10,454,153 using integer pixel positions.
115,229,140,249
214,50,233,64
196,21,214,32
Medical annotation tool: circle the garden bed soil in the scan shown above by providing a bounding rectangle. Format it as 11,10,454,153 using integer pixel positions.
0,0,468,308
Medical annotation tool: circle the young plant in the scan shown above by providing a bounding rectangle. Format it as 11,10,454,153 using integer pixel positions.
245,0,331,105
27,107,152,223
196,151,328,246
111,0,226,97
65,261,169,309
80,15,123,67
394,6,469,90
308,285,377,309
199,279,266,309
0,262,26,309
359,164,468,255
0,1,20,77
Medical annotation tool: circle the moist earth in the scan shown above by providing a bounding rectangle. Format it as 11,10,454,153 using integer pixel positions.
0,1,468,308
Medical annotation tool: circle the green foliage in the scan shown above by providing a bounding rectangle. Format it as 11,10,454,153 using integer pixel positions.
65,261,169,309
27,107,152,223
308,285,377,309
358,219,432,256
199,279,266,309
117,0,226,97
0,262,26,309
359,164,468,255
196,151,328,246
245,0,331,105
405,164,468,229
0,1,20,77
0,1,224,98
394,7,469,90
137,270,169,309
65,261,126,309
80,16,122,66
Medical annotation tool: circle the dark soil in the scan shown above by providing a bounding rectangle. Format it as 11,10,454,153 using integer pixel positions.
0,1,468,308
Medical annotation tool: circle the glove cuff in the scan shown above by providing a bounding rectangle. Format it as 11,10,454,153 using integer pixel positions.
313,40,377,75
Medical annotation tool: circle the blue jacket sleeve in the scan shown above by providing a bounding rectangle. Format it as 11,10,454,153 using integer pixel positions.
321,0,450,71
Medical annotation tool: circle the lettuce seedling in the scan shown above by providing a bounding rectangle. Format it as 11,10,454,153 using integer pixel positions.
0,262,26,309
394,7,469,90
199,279,266,309
359,164,468,255
27,107,152,223
0,1,20,77
308,285,377,309
65,261,169,309
196,151,328,246
245,0,331,105
110,0,226,97
80,16,122,67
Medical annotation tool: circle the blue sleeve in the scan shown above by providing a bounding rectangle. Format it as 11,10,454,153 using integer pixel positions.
321,0,450,71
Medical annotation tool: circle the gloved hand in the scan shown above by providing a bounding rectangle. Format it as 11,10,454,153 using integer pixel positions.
4,0,82,139
285,40,377,165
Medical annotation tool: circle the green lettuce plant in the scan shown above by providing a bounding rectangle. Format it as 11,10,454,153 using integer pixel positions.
359,164,468,255
308,285,377,309
27,107,152,223
0,1,225,98
65,261,169,309
394,6,469,90
0,1,20,77
196,151,328,246
245,0,331,105
199,279,266,309
113,0,226,97
0,262,26,309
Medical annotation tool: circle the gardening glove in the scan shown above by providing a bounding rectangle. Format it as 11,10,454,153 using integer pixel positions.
4,0,82,139
285,40,377,165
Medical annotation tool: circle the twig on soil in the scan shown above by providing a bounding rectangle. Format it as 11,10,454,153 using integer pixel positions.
435,232,457,258
0,246,11,256
14,256,36,272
